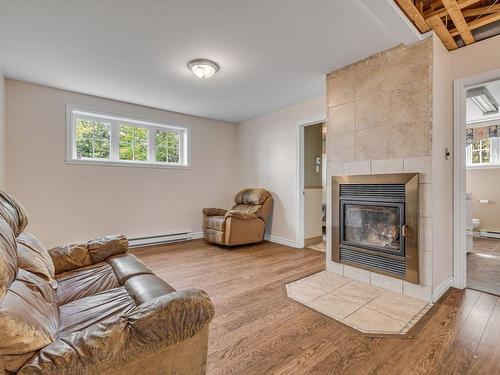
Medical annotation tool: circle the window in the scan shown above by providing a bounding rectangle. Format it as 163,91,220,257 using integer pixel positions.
67,108,190,168
466,137,500,167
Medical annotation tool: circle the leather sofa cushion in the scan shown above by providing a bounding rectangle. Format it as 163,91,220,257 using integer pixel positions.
0,191,28,236
124,274,176,305
59,287,135,334
107,253,153,284
0,269,60,355
234,188,270,205
0,218,18,298
17,232,57,289
204,215,226,231
55,263,120,306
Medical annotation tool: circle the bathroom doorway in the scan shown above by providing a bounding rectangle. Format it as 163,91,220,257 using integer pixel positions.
299,121,326,252
464,77,500,296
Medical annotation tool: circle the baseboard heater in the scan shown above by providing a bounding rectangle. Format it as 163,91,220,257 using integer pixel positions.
479,230,500,239
128,232,197,248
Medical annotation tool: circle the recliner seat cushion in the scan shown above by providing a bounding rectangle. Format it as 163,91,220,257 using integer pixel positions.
55,262,120,306
17,232,57,289
59,287,135,334
204,215,226,231
106,253,153,284
0,269,60,355
124,274,176,305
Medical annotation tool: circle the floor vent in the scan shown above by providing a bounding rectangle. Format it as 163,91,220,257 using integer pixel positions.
128,232,193,248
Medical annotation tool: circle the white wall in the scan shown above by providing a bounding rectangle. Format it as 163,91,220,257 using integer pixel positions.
431,34,453,290
6,80,238,247
0,66,5,190
237,96,326,244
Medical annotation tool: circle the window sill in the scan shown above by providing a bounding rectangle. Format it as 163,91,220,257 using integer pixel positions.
65,159,191,170
466,164,500,170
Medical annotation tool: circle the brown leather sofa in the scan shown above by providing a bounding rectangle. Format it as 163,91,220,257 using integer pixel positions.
0,192,215,375
202,188,273,246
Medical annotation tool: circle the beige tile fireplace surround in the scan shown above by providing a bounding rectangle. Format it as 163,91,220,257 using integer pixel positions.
325,36,452,304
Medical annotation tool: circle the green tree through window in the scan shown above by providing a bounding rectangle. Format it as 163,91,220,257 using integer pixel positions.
75,119,110,159
155,130,180,163
119,125,148,161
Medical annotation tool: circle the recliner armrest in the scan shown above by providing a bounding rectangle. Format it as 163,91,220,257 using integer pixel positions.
49,235,128,274
18,289,215,375
202,208,227,216
224,210,259,220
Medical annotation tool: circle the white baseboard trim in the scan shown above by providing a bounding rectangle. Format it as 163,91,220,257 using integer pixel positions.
264,234,299,248
432,277,453,303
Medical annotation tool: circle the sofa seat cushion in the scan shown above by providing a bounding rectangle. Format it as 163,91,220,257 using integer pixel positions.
124,274,176,305
106,253,153,284
204,215,226,231
59,287,135,334
55,262,120,306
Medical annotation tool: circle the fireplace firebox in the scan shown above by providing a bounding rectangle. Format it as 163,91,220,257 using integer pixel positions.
332,173,419,284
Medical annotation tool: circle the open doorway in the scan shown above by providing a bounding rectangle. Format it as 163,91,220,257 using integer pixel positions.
300,122,326,252
465,78,500,296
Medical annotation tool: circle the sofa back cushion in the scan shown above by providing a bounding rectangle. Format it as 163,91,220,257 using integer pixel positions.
0,192,28,237
0,218,18,299
17,233,57,289
0,269,60,358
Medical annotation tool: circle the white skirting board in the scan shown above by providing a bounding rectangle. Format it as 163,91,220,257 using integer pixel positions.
263,234,299,248
432,277,453,303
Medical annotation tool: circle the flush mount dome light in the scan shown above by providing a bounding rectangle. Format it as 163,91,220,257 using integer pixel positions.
188,59,219,79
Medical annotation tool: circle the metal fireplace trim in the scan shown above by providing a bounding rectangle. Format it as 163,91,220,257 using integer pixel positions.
332,173,419,284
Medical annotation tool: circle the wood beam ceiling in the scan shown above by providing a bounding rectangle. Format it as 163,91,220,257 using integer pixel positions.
394,0,500,50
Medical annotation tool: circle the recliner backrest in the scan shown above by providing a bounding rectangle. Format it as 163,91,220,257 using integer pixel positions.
231,188,273,222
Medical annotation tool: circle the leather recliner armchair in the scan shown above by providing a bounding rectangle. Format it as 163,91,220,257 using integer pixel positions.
0,192,215,375
202,188,273,246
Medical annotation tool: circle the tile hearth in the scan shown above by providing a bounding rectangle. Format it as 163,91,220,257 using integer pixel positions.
286,270,432,336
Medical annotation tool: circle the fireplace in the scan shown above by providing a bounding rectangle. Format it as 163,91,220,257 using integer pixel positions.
332,173,419,284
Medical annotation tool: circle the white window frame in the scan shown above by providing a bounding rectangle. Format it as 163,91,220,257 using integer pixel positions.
65,105,191,169
466,136,500,169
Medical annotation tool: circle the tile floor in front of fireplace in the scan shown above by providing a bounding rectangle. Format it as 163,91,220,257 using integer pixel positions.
285,270,431,336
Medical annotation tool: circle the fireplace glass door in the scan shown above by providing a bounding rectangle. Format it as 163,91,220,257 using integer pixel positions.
340,201,405,256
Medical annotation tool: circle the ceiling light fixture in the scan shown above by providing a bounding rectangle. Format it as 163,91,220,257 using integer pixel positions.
188,59,219,79
467,87,499,115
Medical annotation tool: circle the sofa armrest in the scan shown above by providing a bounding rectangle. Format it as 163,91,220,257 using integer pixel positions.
202,208,227,216
225,210,259,220
49,235,128,274
18,289,214,375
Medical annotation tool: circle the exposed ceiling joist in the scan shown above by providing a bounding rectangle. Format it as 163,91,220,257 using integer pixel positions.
441,0,475,44
394,0,500,50
395,0,431,32
427,14,459,49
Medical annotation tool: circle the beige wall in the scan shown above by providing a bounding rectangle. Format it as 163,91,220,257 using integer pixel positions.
467,168,500,232
0,67,5,190
431,33,453,290
304,188,322,240
237,96,326,244
6,80,238,247
304,123,323,188
450,34,500,81
325,38,436,301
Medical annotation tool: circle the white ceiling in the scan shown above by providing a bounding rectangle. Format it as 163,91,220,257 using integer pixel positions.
0,0,421,123
467,79,500,124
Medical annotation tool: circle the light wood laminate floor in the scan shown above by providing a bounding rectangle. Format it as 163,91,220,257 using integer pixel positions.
133,239,500,375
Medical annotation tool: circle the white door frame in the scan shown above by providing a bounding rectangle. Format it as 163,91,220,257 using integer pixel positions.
453,68,500,289
297,117,326,248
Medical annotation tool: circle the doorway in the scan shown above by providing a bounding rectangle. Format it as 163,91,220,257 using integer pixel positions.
454,69,500,296
299,121,326,252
